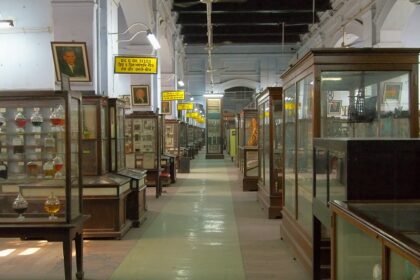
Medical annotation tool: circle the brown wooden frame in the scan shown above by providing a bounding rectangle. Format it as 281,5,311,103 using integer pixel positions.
108,98,126,172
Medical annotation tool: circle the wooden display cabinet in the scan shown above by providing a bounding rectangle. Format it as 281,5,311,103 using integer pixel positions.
235,113,241,167
280,48,419,275
256,87,283,218
164,119,180,159
179,121,188,158
0,90,87,280
187,124,195,159
125,111,161,197
109,98,147,228
81,93,108,176
330,201,420,280
238,109,259,191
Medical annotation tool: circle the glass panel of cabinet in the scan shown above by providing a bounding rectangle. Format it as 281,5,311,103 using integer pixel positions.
239,109,258,191
256,87,283,218
235,113,241,167
109,98,126,172
81,94,108,176
164,119,179,157
280,48,419,273
331,201,420,280
0,91,82,223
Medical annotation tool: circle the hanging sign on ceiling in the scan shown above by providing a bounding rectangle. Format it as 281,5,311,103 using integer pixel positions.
114,56,158,74
162,90,185,101
177,103,194,110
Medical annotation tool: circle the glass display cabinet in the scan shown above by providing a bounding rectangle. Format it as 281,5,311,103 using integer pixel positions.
238,109,258,191
312,138,420,278
81,94,108,176
109,98,147,228
164,119,180,158
330,201,420,280
0,90,86,280
280,48,419,274
125,111,161,197
187,124,195,159
235,113,241,167
256,88,283,218
179,121,188,158
206,97,224,159
124,118,133,154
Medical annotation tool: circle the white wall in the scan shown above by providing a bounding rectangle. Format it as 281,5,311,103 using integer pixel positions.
0,0,54,90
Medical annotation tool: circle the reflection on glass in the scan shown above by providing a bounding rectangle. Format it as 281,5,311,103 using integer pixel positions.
321,71,410,138
245,150,258,177
336,215,382,280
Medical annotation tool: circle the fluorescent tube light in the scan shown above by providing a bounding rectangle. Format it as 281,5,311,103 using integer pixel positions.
190,97,194,101
0,20,14,29
203,94,223,98
146,30,161,50
321,77,342,81
178,80,185,87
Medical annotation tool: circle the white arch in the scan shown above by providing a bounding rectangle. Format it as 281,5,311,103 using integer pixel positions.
330,20,364,48
216,79,259,92
375,0,417,47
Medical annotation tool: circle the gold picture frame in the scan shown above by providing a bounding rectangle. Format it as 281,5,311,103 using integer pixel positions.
131,85,150,106
161,101,171,115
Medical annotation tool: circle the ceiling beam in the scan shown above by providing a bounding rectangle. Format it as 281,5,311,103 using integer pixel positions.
180,25,309,34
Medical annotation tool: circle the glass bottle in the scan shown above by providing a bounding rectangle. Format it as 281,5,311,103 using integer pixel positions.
27,161,39,178
53,155,64,178
44,192,61,220
13,192,28,221
0,111,6,134
15,111,27,133
50,105,65,131
44,134,56,155
43,159,55,179
30,108,43,133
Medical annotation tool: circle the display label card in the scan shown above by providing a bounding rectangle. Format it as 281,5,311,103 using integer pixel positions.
114,56,158,74
162,90,185,101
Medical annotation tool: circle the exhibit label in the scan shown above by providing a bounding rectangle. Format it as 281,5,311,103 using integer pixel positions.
162,90,185,101
177,103,194,110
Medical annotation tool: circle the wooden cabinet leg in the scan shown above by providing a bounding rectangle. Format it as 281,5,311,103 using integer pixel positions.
75,232,84,280
63,235,72,280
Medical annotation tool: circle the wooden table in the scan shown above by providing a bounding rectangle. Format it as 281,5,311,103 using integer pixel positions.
0,215,89,280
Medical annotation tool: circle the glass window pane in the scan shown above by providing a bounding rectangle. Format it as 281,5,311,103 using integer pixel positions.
264,104,270,189
284,85,296,214
258,103,265,184
273,99,283,194
297,75,314,235
390,250,419,279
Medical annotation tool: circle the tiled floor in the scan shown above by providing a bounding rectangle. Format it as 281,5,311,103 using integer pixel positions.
0,151,309,279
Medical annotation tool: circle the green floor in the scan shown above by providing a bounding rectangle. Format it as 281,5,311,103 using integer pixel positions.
111,155,246,280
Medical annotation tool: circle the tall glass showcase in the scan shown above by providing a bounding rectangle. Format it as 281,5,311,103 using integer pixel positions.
81,94,108,176
280,48,419,274
125,111,161,197
256,87,283,218
206,97,224,159
330,201,420,280
187,124,195,159
0,90,86,280
238,109,258,191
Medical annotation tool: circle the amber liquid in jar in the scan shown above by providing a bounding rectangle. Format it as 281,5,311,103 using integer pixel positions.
44,204,60,215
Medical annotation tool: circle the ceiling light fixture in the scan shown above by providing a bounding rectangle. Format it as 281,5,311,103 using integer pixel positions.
0,20,14,29
178,80,185,87
109,22,160,50
321,77,342,81
146,30,161,50
190,97,194,101
203,93,224,98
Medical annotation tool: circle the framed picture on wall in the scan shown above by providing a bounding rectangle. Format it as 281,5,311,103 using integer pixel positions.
161,101,171,115
131,85,150,106
51,42,91,82
328,100,342,115
383,82,402,102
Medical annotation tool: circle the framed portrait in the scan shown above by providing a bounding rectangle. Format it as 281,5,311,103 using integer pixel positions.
131,85,150,106
328,100,342,115
161,101,171,115
383,82,402,102
51,42,91,82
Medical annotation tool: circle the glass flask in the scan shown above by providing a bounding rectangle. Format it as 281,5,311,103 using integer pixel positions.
15,111,27,133
30,107,43,132
44,192,61,220
13,192,28,221
44,134,55,154
43,159,55,179
27,161,39,178
53,155,64,178
0,112,6,134
50,105,65,131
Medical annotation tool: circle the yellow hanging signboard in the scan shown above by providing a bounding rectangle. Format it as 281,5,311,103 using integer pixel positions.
162,90,185,101
114,56,158,74
177,103,194,110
